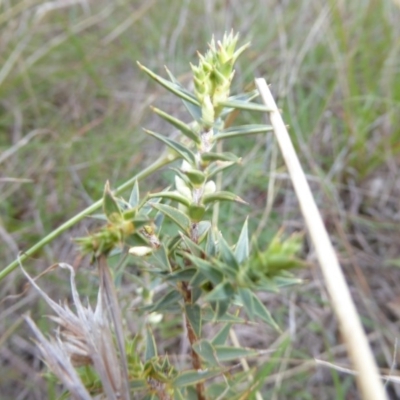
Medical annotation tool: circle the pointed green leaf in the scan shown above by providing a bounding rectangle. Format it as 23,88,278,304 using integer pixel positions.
197,221,211,244
165,268,197,283
183,169,206,186
185,304,202,338
167,234,182,253
144,129,196,164
203,191,247,205
148,289,182,313
273,274,303,288
251,292,280,331
204,281,235,302
103,181,122,222
165,66,203,122
213,299,231,319
202,306,245,323
206,161,239,180
151,107,200,144
138,62,200,106
238,288,255,320
129,180,140,208
206,228,217,257
235,218,249,264
211,323,232,346
201,152,239,163
213,345,259,362
151,203,191,232
153,244,172,272
145,326,157,361
179,233,203,256
252,273,279,292
214,124,274,141
172,368,221,388
148,191,190,207
220,90,260,117
183,254,223,286
192,339,219,366
218,99,272,112
218,234,239,272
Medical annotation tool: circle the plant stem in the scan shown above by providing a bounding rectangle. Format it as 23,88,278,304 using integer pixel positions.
182,281,206,400
0,152,176,281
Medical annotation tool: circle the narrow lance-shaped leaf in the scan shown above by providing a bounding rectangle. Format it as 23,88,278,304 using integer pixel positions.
203,191,247,205
151,106,201,144
144,129,196,165
151,203,191,233
211,323,232,346
202,306,245,323
165,268,197,283
220,90,260,117
183,254,224,286
197,220,211,243
145,326,157,361
206,227,217,257
235,218,249,264
147,289,182,313
204,281,235,302
213,345,259,362
214,124,274,141
148,191,191,207
201,152,240,163
128,180,140,208
192,339,219,366
185,304,202,338
251,292,280,331
172,368,222,388
165,66,203,122
103,181,122,222
179,233,204,256
219,233,240,273
214,298,231,319
238,287,255,320
153,243,171,272
206,161,240,180
137,62,200,106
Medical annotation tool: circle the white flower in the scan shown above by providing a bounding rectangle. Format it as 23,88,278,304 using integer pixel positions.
129,246,153,257
204,180,216,194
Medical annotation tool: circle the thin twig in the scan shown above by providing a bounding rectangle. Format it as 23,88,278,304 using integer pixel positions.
315,359,400,384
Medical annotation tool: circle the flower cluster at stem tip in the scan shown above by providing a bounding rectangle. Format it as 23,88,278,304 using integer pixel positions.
191,31,250,127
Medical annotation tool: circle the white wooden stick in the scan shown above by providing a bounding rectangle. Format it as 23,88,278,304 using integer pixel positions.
255,78,387,400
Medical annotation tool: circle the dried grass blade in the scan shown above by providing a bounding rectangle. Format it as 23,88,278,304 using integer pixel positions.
255,78,387,400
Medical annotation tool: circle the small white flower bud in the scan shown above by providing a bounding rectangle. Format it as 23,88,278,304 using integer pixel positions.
129,246,153,257
204,180,216,194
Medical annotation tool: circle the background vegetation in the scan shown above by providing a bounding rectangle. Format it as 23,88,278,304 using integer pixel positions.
1,0,400,399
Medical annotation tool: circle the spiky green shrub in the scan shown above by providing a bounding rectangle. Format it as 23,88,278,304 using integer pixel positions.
23,32,305,400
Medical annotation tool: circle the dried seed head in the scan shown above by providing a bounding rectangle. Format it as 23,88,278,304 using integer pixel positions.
21,263,130,400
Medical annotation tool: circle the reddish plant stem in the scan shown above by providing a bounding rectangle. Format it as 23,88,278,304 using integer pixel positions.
182,281,206,400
